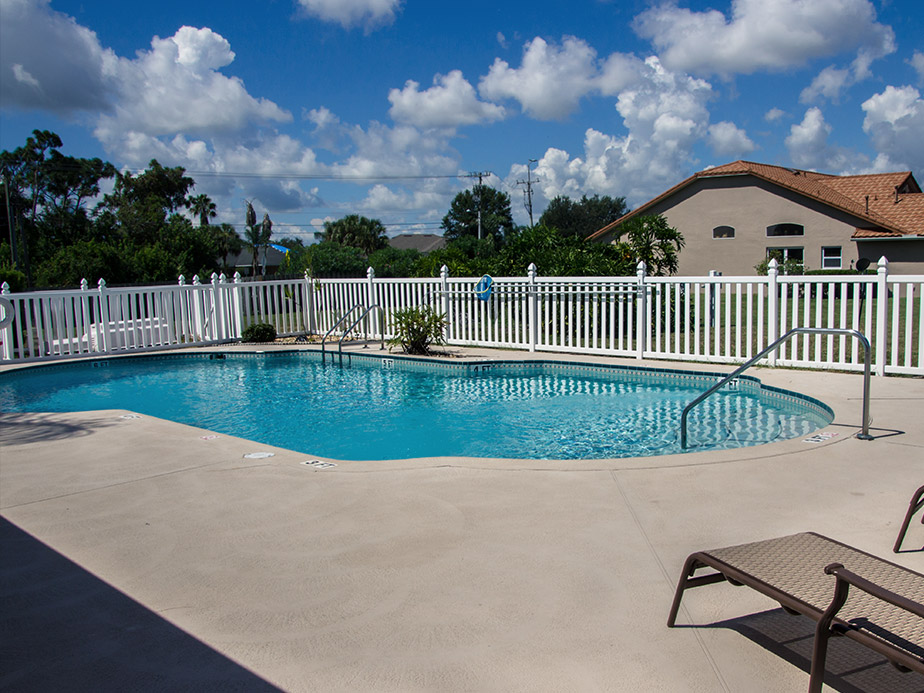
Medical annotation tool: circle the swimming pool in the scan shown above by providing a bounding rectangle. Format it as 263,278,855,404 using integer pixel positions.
0,352,832,460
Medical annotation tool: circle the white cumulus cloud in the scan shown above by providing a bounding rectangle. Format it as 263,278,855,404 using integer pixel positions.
296,0,402,30
479,36,638,120
0,0,116,112
784,107,868,172
388,70,506,129
94,26,290,148
764,107,787,122
862,85,924,172
633,0,895,77
800,65,851,104
707,121,756,156
510,57,713,207
910,51,924,85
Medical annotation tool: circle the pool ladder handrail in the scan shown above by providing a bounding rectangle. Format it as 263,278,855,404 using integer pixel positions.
321,303,364,364
680,327,873,450
337,304,384,366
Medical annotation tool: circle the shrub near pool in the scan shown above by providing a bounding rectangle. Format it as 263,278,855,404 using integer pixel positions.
241,323,277,343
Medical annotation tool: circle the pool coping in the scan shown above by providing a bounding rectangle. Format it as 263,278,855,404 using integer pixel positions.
0,342,874,471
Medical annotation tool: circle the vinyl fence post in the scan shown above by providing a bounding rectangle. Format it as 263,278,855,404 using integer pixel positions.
0,282,13,361
304,271,316,336
79,278,92,354
440,264,450,342
211,273,221,341
192,274,205,341
97,278,112,353
767,258,779,367
876,256,888,377
527,262,538,353
636,261,647,359
231,272,243,338
366,266,376,339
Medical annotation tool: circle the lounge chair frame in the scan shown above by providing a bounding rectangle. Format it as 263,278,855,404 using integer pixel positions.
668,532,924,693
894,485,924,553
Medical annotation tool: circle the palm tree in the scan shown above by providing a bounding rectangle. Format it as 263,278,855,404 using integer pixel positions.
212,223,243,269
243,201,273,277
260,212,273,275
187,193,217,227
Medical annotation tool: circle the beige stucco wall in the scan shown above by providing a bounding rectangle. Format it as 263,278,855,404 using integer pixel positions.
605,175,923,276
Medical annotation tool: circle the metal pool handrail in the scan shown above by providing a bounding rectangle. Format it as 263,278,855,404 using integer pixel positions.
680,328,872,450
338,304,384,366
321,303,364,364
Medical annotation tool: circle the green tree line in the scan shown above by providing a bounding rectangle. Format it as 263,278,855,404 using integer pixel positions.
1,130,245,290
1,130,683,290
282,187,683,280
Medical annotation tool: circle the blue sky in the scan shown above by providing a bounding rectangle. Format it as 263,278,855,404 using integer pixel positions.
2,0,922,242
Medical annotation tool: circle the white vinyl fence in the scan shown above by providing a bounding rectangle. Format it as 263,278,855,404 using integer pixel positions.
0,272,309,362
2,258,922,376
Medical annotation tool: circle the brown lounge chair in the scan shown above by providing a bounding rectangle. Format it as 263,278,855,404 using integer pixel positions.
667,532,924,692
894,485,924,553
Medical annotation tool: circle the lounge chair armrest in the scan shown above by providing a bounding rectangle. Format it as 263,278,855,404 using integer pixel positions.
824,562,924,620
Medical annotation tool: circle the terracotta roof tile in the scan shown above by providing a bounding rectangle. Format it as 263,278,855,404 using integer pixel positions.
588,160,924,241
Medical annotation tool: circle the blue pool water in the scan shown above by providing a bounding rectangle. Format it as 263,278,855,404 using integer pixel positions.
0,353,832,460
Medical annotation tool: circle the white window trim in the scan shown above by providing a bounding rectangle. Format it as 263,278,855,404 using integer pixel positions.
821,246,842,269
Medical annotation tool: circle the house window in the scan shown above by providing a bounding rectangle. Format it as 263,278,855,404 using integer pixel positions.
767,223,804,237
713,225,735,239
821,246,842,269
767,247,804,265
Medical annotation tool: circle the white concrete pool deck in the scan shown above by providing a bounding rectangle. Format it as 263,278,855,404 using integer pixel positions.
1,344,922,692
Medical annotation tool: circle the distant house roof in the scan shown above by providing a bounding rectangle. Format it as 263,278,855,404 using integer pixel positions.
228,245,288,270
587,160,924,242
388,234,446,253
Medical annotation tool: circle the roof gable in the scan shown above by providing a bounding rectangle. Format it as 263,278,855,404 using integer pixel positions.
588,161,923,241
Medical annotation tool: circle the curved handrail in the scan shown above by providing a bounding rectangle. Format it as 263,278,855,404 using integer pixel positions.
338,304,384,366
0,295,13,330
680,327,872,449
321,303,364,364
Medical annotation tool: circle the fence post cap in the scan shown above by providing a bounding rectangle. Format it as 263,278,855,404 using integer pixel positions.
440,264,449,279
234,272,242,283
367,266,375,279
178,274,185,285
877,256,889,269
636,260,647,273
1,282,9,294
219,272,227,283
80,278,88,290
527,262,538,275
98,278,107,289
193,275,201,285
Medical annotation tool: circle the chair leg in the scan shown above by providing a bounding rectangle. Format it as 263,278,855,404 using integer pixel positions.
667,555,700,627
808,620,833,693
893,485,924,553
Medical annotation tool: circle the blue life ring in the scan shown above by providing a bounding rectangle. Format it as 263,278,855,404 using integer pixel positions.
474,275,493,302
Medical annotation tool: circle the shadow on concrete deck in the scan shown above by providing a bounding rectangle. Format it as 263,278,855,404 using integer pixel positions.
0,517,281,691
0,413,117,446
719,609,923,693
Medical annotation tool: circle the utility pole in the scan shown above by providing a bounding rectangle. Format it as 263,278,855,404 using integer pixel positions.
464,171,491,239
517,159,538,226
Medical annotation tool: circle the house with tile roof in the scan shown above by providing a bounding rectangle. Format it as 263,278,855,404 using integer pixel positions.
387,233,446,254
588,161,924,275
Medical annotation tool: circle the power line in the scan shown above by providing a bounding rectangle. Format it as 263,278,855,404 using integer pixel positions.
463,171,492,239
517,159,539,226
147,170,473,182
